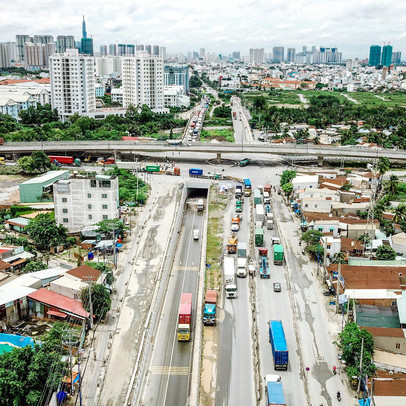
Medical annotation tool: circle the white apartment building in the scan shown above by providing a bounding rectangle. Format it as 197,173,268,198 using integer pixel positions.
0,42,17,69
50,49,96,122
163,86,190,108
95,56,122,76
122,52,168,113
54,174,119,231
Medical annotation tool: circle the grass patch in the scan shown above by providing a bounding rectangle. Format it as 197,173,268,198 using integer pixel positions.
200,129,234,142
205,187,228,290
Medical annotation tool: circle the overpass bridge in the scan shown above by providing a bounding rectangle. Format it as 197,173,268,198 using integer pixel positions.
0,141,403,163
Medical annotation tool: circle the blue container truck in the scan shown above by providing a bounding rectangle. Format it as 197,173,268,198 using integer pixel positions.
268,320,289,370
266,380,286,406
189,168,203,177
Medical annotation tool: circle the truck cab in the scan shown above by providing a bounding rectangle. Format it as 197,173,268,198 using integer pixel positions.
197,199,204,211
203,304,216,325
237,258,247,278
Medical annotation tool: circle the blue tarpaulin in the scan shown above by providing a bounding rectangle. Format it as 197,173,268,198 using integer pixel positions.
358,399,371,406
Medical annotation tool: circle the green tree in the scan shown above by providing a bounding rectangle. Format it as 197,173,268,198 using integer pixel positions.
22,260,47,273
393,203,406,224
17,151,51,175
380,220,395,237
281,182,293,198
252,96,267,111
384,175,400,198
80,284,111,321
375,244,396,260
96,218,124,238
340,183,352,191
26,214,67,251
332,252,346,264
358,233,371,245
337,322,376,379
377,157,390,182
189,74,203,88
301,229,323,245
280,170,296,186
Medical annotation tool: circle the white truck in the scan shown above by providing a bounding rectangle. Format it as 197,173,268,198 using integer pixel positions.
263,191,271,204
237,257,247,278
237,242,247,258
224,257,237,298
256,204,265,226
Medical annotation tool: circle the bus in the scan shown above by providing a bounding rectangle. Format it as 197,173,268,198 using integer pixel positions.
243,178,252,196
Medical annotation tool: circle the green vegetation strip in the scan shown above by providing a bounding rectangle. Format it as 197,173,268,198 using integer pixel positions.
200,129,234,143
205,187,228,290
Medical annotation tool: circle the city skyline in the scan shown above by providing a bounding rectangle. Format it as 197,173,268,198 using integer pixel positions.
1,0,406,58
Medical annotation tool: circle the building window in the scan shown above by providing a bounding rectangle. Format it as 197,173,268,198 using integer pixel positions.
102,204,108,209
91,180,97,187
396,343,400,349
62,209,68,214
88,193,91,198
88,204,92,209
63,218,69,223
102,215,108,220
88,214,92,220
62,198,67,203
102,193,107,198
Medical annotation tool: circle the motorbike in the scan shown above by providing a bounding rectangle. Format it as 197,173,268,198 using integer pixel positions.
336,391,341,402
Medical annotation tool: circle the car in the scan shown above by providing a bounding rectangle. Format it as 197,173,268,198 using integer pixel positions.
273,282,281,292
231,223,240,232
193,229,199,240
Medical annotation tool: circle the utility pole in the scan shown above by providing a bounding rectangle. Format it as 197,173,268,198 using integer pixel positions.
69,329,74,395
336,263,341,314
87,278,94,329
357,337,365,395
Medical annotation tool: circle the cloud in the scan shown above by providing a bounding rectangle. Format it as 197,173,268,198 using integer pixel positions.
0,0,405,58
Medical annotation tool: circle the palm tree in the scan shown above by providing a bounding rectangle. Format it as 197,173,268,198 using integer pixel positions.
377,157,390,192
385,175,400,198
393,203,406,224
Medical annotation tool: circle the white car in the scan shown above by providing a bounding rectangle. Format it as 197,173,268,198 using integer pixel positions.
231,223,240,232
193,229,199,240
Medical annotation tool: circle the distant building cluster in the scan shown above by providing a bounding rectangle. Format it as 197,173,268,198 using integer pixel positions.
369,44,401,67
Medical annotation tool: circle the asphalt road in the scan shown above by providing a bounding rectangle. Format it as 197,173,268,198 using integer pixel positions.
231,96,255,145
254,191,307,405
215,191,255,406
141,201,204,406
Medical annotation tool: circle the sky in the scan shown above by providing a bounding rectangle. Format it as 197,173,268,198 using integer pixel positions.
0,0,405,59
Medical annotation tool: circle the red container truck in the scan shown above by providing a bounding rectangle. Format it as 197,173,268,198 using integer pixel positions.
178,293,192,341
48,155,74,164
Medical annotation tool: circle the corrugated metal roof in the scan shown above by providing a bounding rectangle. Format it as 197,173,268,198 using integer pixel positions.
27,288,89,319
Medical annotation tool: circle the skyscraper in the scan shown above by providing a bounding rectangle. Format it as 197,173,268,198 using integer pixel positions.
50,49,95,121
381,45,393,67
249,48,264,65
16,35,32,61
287,48,295,63
152,45,160,56
392,51,402,64
100,45,108,56
199,48,205,58
369,45,381,66
33,35,54,44
122,53,166,112
232,51,240,60
108,44,117,56
164,65,189,93
57,36,75,53
272,47,284,63
0,42,17,68
80,16,93,56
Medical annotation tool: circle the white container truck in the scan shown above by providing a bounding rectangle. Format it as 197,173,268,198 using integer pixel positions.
224,257,237,298
267,220,274,230
256,204,265,225
237,257,247,278
237,242,247,258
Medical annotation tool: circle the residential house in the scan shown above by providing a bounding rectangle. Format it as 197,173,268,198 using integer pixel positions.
4,217,30,232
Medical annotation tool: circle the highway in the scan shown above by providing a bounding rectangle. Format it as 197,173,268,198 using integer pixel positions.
140,199,204,406
1,140,403,161
253,186,307,404
215,193,255,406
231,96,255,145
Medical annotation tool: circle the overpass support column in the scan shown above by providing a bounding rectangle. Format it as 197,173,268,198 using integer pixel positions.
318,156,324,167
216,152,221,164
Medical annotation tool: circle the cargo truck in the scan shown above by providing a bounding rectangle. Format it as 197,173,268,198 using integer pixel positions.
178,293,192,341
264,184,271,194
254,190,262,206
237,257,247,278
224,257,237,298
268,320,289,370
227,236,238,254
260,257,270,279
255,228,264,246
264,191,271,204
197,199,204,211
239,158,251,167
235,184,243,198
237,242,247,258
189,168,203,177
267,220,274,230
265,375,286,406
256,204,265,225
49,155,81,166
203,290,217,325
273,244,284,265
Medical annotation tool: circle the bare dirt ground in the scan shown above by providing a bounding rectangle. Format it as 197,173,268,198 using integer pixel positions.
0,175,27,204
